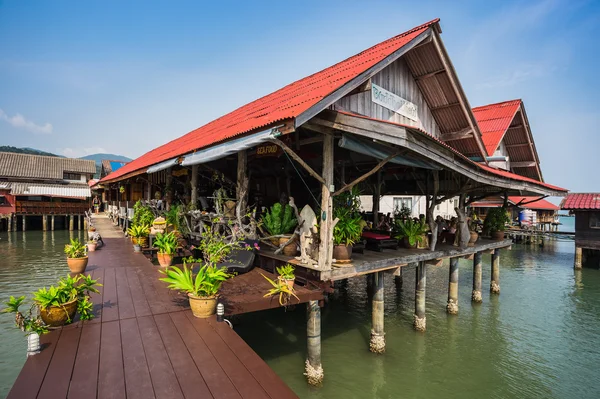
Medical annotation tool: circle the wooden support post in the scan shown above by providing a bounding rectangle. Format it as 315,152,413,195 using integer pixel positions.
69,215,74,231
84,217,88,231
191,164,199,209
574,246,583,269
446,257,459,314
51,215,55,231
305,300,323,385
318,134,334,270
372,170,381,225
393,265,403,287
414,261,426,332
236,151,248,215
79,215,82,230
166,167,173,210
370,271,385,354
22,215,26,232
491,249,500,294
7,215,12,232
472,252,483,303
13,214,17,231
42,215,47,231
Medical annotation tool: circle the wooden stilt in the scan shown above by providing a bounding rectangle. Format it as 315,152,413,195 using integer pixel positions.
370,271,385,354
472,252,483,303
7,215,12,232
414,261,426,331
79,215,82,230
13,214,17,231
305,300,323,385
51,215,55,231
42,215,47,231
84,217,88,231
22,215,26,232
446,257,459,314
574,246,583,269
69,215,74,231
491,249,500,294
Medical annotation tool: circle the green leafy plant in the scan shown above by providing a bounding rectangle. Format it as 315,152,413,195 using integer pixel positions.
159,262,232,298
333,208,363,246
394,218,428,247
64,238,86,258
262,273,299,306
198,224,249,267
133,200,155,227
333,186,362,216
127,224,150,238
154,231,178,255
262,203,297,236
276,264,295,280
164,204,182,231
2,296,48,335
483,207,510,234
32,274,101,323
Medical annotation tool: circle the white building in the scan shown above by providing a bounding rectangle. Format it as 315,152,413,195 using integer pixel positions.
360,195,458,219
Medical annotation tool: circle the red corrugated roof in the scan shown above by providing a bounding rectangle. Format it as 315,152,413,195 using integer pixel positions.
101,19,439,183
472,99,521,156
561,193,600,210
335,110,567,193
508,196,559,210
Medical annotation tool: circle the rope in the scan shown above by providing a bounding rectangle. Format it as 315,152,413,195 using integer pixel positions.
282,150,321,211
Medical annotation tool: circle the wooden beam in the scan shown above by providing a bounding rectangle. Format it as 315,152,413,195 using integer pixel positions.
430,102,460,111
507,124,524,130
441,127,473,142
347,79,372,96
270,138,326,185
414,68,446,81
333,152,400,197
505,143,529,148
511,161,537,168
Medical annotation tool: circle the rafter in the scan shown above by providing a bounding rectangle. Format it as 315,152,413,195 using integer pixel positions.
441,127,473,142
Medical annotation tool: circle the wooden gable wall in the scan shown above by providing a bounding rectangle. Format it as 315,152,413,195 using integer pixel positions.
332,57,441,138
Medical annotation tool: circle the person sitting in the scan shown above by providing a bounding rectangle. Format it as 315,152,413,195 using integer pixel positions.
376,215,391,231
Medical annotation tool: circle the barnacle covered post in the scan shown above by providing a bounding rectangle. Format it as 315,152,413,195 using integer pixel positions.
472,251,483,303
305,300,323,385
491,249,501,294
414,261,427,331
370,271,386,353
446,257,459,314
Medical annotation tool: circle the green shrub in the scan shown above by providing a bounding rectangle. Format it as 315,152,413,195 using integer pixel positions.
262,203,297,236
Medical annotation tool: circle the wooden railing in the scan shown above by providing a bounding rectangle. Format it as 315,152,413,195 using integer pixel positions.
15,201,90,215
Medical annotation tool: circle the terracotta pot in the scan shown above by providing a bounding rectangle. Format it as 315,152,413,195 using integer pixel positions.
278,276,295,291
333,244,353,261
403,237,417,249
491,231,505,241
270,238,280,246
279,237,297,256
40,298,78,327
137,237,148,248
469,231,479,246
188,294,217,318
87,243,97,252
67,257,88,274
131,236,138,245
157,253,173,267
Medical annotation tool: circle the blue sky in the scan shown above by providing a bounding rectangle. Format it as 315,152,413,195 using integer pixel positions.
0,0,598,195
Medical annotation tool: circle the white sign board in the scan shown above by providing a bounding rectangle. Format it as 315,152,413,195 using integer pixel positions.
371,83,418,121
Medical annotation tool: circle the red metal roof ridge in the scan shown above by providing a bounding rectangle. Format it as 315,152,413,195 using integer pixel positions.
472,99,522,113
334,110,567,192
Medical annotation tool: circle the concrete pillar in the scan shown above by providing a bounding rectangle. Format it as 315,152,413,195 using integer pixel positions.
574,247,583,269
69,214,74,231
370,271,385,354
414,261,426,332
13,214,16,231
22,215,26,232
491,249,501,294
7,215,12,232
472,252,483,303
51,215,55,231
446,257,459,314
42,215,47,231
305,300,323,385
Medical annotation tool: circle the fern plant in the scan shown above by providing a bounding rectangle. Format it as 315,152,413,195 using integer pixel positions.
262,203,297,236
159,262,231,298
394,218,428,247
333,208,363,246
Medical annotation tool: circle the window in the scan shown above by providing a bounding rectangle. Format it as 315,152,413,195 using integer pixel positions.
393,197,412,212
63,172,81,180
0,196,6,205
589,213,600,229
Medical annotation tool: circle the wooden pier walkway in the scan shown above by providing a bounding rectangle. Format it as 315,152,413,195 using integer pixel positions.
7,216,298,399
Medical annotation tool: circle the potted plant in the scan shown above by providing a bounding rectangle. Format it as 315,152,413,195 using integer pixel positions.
262,273,299,306
394,219,428,249
159,260,231,318
468,212,479,246
32,274,101,327
87,239,98,252
332,208,363,261
128,224,150,250
2,296,49,355
483,207,510,240
276,264,295,290
262,203,298,255
64,238,88,274
154,231,178,266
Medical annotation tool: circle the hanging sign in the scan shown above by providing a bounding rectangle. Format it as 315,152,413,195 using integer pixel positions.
172,169,188,177
371,83,418,121
255,143,282,158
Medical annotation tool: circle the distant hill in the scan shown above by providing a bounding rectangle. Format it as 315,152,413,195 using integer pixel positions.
80,153,132,166
0,146,60,157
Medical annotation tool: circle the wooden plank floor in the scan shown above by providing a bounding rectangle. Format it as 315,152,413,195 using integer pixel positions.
7,216,299,399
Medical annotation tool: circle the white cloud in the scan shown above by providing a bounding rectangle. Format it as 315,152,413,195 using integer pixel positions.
0,108,53,134
476,62,557,90
61,147,107,158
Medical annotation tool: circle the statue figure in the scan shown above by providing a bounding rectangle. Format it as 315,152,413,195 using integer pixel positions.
296,204,320,266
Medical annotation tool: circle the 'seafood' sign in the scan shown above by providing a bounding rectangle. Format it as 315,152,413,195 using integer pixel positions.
256,144,282,157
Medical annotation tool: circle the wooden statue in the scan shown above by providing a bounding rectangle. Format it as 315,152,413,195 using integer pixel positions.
296,204,320,266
